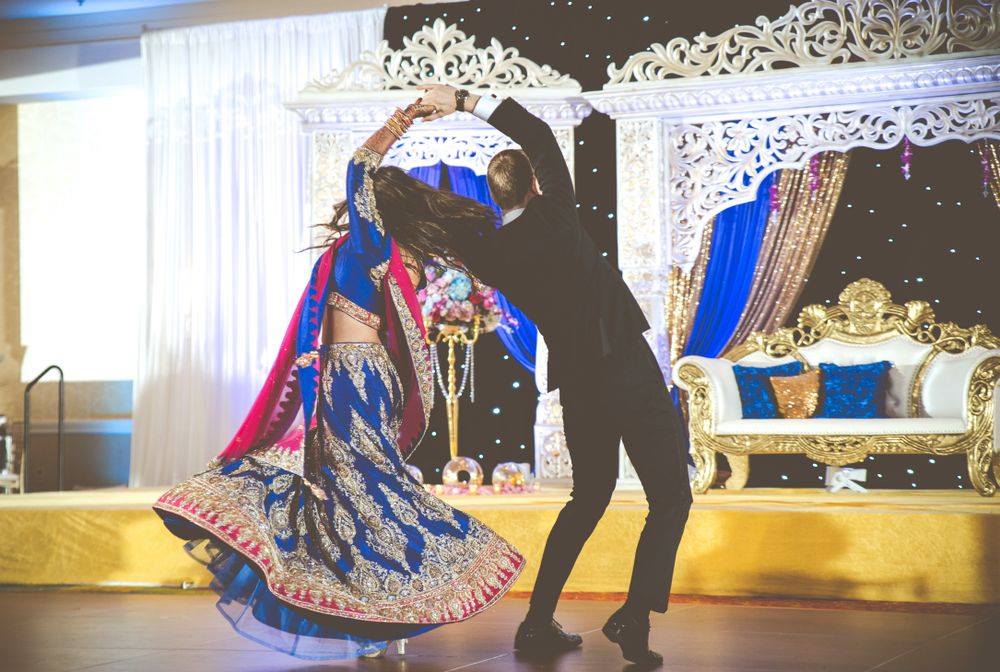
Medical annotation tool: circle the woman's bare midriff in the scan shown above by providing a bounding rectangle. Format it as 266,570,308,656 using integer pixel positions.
324,308,381,345
322,249,422,345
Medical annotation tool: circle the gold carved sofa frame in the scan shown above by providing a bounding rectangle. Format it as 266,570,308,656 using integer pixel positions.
674,279,1000,496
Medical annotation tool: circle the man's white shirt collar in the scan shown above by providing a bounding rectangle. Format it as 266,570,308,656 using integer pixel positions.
501,207,525,226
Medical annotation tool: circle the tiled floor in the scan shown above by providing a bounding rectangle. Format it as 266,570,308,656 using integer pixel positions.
0,591,995,671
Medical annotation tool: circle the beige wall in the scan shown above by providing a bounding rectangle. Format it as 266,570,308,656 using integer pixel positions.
0,105,130,423
0,104,23,419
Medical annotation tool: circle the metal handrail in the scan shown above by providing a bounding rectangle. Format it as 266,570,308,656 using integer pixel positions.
23,365,64,493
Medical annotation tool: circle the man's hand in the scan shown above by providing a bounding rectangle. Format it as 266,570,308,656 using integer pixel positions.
419,84,458,121
418,84,481,122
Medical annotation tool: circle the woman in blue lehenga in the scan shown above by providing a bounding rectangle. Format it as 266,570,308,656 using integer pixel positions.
154,102,525,660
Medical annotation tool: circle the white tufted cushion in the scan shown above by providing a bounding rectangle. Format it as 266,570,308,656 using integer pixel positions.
716,417,966,435
793,336,929,418
672,356,743,424
732,352,800,367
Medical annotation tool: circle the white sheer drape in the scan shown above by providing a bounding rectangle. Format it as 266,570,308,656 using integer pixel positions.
131,9,385,487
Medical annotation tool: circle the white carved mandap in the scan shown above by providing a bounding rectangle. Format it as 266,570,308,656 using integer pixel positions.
585,0,999,374
584,0,1000,483
287,3,1000,486
285,20,591,480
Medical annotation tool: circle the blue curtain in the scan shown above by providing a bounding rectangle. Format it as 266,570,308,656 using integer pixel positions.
407,162,443,189
446,164,501,217
684,171,776,359
445,164,537,373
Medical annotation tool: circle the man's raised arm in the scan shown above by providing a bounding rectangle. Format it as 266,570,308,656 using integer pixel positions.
420,85,577,218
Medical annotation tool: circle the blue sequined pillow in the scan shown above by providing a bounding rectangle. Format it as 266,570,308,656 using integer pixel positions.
816,361,893,419
732,362,804,419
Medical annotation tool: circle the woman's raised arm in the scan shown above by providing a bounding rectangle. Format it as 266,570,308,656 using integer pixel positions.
343,103,436,261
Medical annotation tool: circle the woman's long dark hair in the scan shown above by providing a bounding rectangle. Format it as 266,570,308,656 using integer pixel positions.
318,165,497,270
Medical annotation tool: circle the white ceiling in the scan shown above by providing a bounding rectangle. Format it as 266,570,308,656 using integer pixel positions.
0,0,211,20
0,0,430,50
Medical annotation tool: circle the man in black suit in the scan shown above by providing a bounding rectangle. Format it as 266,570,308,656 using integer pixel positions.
421,85,692,666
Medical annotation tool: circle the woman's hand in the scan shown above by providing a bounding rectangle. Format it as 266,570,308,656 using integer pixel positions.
403,102,438,121
419,85,457,120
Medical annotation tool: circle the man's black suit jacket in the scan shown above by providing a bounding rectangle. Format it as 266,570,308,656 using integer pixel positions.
451,98,650,392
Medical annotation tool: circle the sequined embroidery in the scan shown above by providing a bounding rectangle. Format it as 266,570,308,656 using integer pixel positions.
329,292,382,330
249,437,304,477
369,259,390,285
154,342,524,624
352,148,384,236
387,276,434,436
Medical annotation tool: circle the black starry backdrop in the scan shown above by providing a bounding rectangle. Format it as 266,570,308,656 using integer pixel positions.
386,2,998,489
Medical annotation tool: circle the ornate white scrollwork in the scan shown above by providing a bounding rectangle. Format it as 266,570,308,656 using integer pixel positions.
310,130,353,226
607,0,1000,84
305,19,579,93
667,95,1000,268
383,133,517,173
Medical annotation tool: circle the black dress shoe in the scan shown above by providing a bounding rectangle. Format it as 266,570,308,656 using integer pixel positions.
602,609,663,667
514,618,583,653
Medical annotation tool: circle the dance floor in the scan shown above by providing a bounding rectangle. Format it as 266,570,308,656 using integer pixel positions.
2,591,996,672
1,486,997,605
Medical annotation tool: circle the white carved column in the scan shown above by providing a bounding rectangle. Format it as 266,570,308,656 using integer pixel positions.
310,130,354,227
532,127,576,479
614,118,670,483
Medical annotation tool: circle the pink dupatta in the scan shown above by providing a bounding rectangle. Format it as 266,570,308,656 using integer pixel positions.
215,236,431,465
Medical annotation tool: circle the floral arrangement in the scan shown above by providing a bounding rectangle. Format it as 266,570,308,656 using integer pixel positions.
418,264,506,333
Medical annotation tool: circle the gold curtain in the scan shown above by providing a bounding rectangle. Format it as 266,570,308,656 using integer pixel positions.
724,151,850,350
666,218,714,365
978,140,1000,211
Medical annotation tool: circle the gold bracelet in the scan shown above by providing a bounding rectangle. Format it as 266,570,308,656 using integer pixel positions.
392,109,412,130
384,116,405,140
392,109,413,132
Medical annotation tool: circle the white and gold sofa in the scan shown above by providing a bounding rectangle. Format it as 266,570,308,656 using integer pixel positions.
673,279,1000,496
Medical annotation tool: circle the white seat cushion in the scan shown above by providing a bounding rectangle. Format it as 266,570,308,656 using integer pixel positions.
715,417,967,436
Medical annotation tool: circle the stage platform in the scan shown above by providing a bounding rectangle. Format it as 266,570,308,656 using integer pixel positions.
4,591,997,672
1,486,997,605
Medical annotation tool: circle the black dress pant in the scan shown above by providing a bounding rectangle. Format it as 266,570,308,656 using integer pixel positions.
528,335,692,617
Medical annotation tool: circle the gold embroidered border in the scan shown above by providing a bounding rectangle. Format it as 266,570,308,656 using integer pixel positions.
369,259,390,285
249,441,305,477
386,276,434,435
352,148,385,236
154,476,524,623
329,292,382,330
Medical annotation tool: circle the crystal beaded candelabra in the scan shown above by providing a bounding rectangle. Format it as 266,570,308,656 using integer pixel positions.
426,315,484,487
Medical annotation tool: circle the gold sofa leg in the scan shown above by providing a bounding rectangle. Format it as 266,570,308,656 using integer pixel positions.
690,443,716,494
725,455,749,490
968,442,998,497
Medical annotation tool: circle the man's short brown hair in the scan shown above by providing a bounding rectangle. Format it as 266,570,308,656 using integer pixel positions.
487,149,534,210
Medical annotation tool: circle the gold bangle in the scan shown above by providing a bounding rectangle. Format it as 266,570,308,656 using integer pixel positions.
384,117,405,140
392,109,412,130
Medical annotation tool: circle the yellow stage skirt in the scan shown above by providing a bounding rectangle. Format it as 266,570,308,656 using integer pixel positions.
0,487,996,605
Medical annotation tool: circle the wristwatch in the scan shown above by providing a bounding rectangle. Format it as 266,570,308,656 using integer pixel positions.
455,88,470,113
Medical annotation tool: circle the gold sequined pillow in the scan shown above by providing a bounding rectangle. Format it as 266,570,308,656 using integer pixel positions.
769,369,821,419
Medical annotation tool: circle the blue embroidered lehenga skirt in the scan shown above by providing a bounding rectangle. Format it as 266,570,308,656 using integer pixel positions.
155,343,524,659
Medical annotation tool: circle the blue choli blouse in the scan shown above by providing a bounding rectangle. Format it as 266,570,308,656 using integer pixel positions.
330,147,392,330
